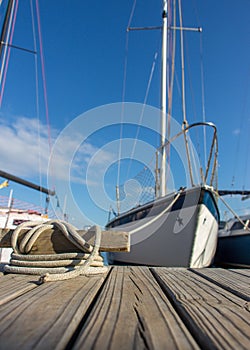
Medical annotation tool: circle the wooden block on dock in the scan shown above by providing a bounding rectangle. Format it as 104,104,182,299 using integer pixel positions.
0,227,130,254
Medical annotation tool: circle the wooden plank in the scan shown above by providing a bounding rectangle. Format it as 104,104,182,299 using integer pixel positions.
80,228,130,252
0,227,130,253
0,273,38,306
152,267,250,350
230,269,250,278
191,268,250,301
73,266,199,350
0,271,109,350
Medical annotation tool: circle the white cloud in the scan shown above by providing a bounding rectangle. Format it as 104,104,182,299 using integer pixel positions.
0,115,116,186
0,116,51,177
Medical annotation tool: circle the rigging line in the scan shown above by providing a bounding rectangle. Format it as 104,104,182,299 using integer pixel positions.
0,0,13,58
166,0,176,191
232,65,250,189
187,0,206,175
192,0,211,183
0,0,14,90
242,67,250,188
35,0,56,199
167,0,176,120
178,0,186,124
185,43,200,149
0,0,18,107
35,0,52,156
117,0,137,191
0,0,13,88
184,29,204,178
188,134,200,185
126,50,159,179
216,193,250,233
178,0,194,186
30,0,42,208
199,31,207,167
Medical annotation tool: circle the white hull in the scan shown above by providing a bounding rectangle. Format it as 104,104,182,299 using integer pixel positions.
0,208,48,263
107,187,219,267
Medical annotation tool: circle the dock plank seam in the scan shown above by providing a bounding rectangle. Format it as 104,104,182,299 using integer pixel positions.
0,274,39,306
72,266,200,350
150,268,250,350
189,268,250,302
229,269,250,278
64,266,114,350
149,268,215,350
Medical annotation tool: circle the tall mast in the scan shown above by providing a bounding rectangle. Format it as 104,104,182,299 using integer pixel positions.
160,0,168,197
0,0,14,59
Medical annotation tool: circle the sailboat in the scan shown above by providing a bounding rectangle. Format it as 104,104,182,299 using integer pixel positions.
106,0,220,267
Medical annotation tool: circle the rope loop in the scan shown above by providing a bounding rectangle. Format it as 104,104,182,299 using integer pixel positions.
4,220,108,282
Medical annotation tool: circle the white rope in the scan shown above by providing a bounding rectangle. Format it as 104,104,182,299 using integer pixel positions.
129,189,183,234
4,220,108,282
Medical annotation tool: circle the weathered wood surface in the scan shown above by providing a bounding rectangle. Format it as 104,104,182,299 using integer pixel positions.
152,267,250,350
0,227,130,252
73,266,198,350
0,266,249,350
191,267,250,301
0,273,38,306
0,270,109,350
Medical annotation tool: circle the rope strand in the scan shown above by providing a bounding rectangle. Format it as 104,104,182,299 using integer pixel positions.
4,221,108,282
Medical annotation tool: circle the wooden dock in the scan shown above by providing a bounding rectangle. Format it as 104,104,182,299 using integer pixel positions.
0,265,249,349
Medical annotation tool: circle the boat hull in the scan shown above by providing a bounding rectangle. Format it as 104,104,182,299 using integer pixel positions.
106,187,219,267
0,208,49,263
214,233,250,268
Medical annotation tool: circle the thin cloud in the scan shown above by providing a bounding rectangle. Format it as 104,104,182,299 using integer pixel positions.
0,116,50,177
0,115,115,185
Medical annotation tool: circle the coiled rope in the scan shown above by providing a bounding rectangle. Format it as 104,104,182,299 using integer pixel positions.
4,220,108,283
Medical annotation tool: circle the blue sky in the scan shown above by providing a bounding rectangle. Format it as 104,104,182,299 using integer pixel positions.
0,0,250,227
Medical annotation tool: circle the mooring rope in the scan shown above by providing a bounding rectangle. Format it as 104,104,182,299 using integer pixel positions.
129,188,183,234
215,191,250,233
4,220,108,283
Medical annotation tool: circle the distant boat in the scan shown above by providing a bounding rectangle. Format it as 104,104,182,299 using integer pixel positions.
0,192,51,263
106,0,220,268
214,215,250,268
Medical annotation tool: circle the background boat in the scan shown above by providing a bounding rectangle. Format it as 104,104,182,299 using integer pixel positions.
214,214,250,268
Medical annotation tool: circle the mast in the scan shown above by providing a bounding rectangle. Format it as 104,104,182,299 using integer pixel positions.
160,0,168,197
0,0,14,59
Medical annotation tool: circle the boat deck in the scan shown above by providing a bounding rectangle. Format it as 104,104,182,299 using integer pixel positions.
0,265,249,349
